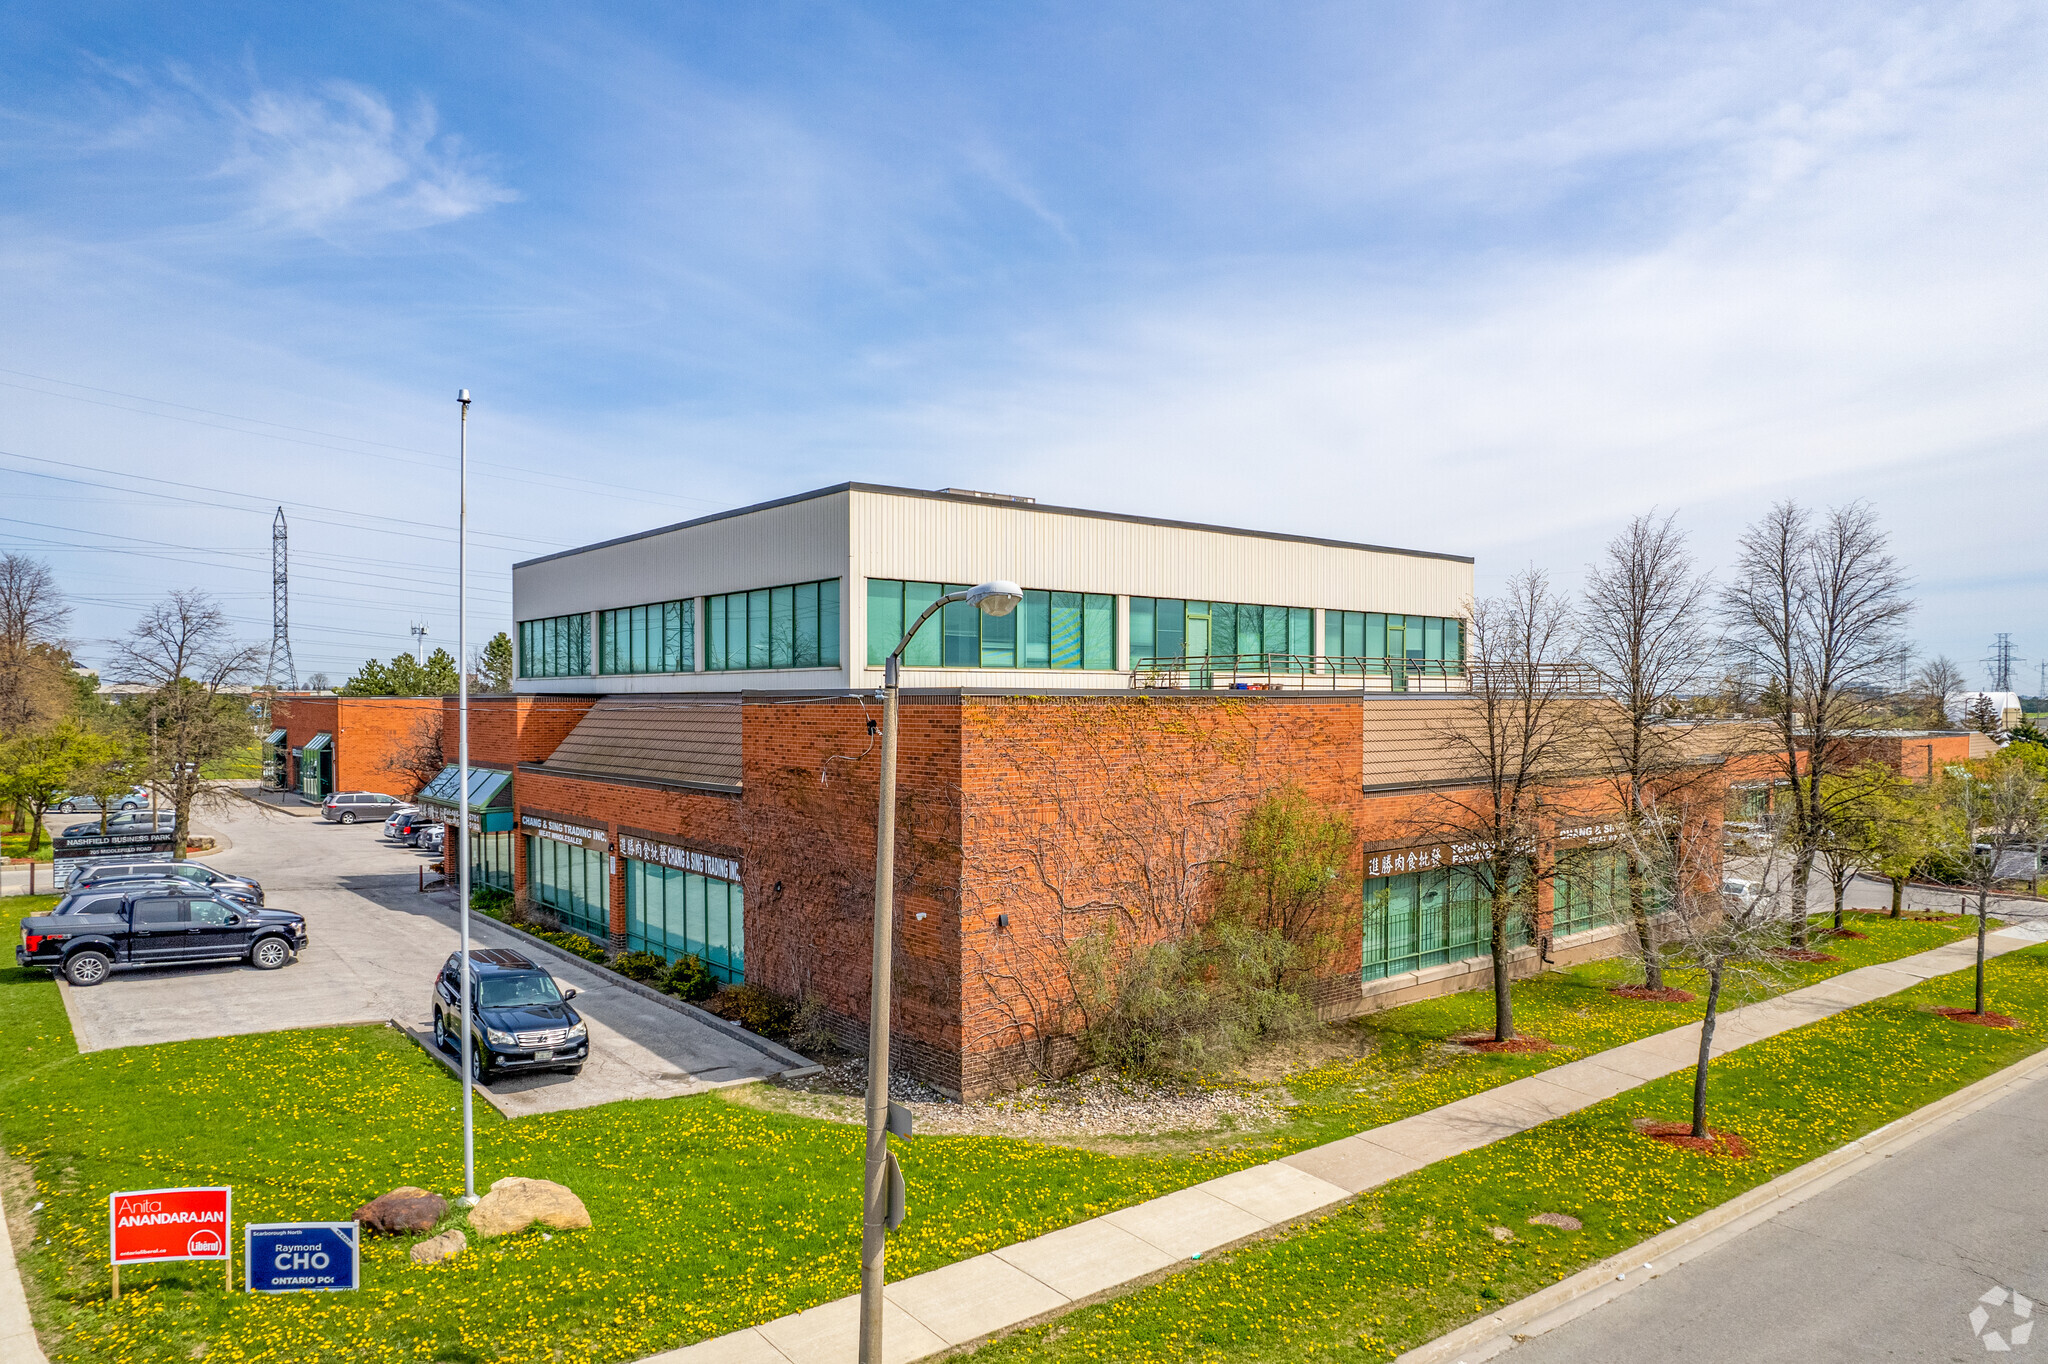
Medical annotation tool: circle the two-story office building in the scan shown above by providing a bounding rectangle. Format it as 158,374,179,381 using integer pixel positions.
493,482,1728,1096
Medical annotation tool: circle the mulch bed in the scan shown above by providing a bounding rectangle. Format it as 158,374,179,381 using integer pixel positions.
1634,1120,1754,1159
1934,1007,2020,1029
1818,928,1869,940
1771,948,1841,963
1450,1034,1554,1053
1607,985,1698,1003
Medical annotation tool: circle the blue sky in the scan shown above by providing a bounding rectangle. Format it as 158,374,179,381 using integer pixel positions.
2,2,2042,686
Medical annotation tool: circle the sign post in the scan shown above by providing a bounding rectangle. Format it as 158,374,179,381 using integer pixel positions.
108,1186,232,1299
245,1223,360,1293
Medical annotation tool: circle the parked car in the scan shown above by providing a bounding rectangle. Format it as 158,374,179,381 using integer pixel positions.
322,792,403,825
432,948,586,1084
383,805,421,838
70,860,264,905
61,811,177,839
400,813,443,847
1721,877,1759,904
53,788,150,815
418,824,446,855
17,887,308,985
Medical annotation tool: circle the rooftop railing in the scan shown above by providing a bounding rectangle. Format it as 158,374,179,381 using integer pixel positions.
1128,653,1606,695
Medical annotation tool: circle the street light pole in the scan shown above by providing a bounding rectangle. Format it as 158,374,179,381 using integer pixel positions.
859,579,1021,1364
456,388,477,1208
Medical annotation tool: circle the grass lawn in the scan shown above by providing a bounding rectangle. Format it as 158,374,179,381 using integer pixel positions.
2,830,55,861
0,893,1250,1364
1182,912,1984,1159
0,896,1988,1364
964,945,2048,1363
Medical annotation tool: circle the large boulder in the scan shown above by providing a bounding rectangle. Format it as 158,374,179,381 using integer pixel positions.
467,1177,591,1238
355,1186,449,1235
410,1229,466,1266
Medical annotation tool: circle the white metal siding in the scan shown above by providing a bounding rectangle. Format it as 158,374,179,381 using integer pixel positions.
512,484,1472,694
514,490,852,620
845,488,1470,615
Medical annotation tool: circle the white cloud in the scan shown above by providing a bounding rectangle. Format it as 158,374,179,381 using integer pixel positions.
218,81,514,233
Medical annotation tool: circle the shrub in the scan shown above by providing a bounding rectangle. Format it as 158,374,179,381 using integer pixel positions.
661,954,718,1002
790,993,837,1055
1069,915,1313,1079
612,951,669,984
719,982,794,1039
523,926,608,964
470,886,513,921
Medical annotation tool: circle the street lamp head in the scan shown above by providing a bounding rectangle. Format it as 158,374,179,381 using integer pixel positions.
965,580,1023,617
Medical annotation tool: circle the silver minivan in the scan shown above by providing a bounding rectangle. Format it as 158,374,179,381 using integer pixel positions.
322,792,403,824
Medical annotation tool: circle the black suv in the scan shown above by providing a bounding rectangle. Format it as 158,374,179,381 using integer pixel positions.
71,861,264,905
17,885,308,986
432,948,588,1084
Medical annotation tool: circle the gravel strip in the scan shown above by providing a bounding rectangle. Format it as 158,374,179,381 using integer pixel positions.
776,1061,1284,1139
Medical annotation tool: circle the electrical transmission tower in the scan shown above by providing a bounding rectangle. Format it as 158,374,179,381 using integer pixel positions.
1984,633,2020,692
267,507,297,692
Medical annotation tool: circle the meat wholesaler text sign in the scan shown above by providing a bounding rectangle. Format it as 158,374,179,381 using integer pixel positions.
109,1186,232,1265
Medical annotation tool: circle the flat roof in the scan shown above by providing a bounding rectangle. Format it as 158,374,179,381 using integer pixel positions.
514,481,1475,570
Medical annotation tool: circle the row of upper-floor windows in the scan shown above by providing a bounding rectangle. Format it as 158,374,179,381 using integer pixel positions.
520,580,1466,674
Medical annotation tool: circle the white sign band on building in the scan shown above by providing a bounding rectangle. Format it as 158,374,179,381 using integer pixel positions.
519,814,608,850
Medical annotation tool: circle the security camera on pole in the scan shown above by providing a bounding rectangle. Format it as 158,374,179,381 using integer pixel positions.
456,389,477,1209
858,579,1021,1364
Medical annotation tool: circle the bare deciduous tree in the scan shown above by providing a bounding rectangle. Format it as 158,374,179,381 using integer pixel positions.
0,552,74,736
1414,569,1583,1042
1911,655,1967,729
1624,794,1791,1139
394,712,447,797
110,590,263,857
1580,511,1718,989
1722,501,1912,947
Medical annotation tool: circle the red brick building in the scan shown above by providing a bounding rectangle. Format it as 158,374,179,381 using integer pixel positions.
277,486,1767,1096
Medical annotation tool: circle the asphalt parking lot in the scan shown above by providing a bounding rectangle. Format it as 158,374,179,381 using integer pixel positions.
38,794,803,1117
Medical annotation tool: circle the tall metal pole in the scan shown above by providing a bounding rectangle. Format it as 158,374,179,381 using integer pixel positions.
858,655,900,1363
457,389,476,1207
859,588,986,1364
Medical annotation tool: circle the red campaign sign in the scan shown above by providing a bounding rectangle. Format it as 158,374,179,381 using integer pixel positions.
109,1187,232,1265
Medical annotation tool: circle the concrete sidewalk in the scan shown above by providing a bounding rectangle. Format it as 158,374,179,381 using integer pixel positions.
657,923,2048,1364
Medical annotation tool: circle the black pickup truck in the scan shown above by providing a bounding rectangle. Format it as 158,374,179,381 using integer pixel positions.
16,884,308,986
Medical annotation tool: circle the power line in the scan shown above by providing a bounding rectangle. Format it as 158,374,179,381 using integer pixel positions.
0,447,560,552
0,367,724,512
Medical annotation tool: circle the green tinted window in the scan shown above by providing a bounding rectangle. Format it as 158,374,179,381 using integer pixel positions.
704,579,840,671
518,613,591,678
866,580,1117,670
598,600,694,674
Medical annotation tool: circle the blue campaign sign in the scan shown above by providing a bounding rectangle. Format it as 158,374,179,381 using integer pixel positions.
245,1222,359,1293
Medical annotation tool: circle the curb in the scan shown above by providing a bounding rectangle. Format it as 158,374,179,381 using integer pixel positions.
1394,1042,2048,1364
445,907,816,1076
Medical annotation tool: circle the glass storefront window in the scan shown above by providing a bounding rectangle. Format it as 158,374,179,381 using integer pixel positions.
524,835,607,943
1363,865,1524,981
469,830,514,892
624,858,745,983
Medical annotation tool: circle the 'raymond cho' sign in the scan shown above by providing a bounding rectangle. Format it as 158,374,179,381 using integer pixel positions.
109,1186,232,1265
246,1222,360,1293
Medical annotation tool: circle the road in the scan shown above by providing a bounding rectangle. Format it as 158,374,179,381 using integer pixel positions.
35,795,802,1117
1508,1063,2048,1363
